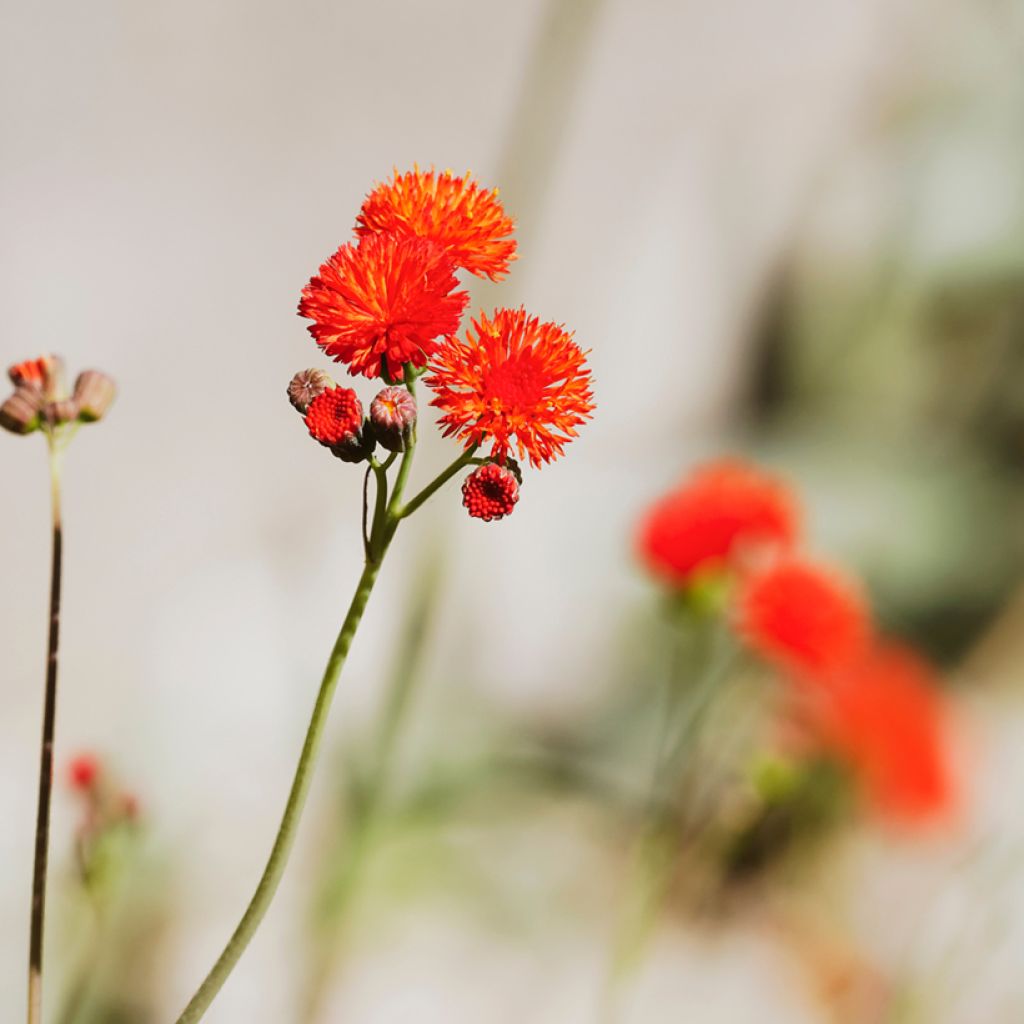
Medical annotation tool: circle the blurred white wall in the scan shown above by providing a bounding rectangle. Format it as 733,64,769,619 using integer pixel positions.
0,0,984,1019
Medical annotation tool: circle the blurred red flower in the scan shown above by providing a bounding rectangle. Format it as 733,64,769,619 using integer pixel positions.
737,557,870,676
805,644,959,823
427,308,594,467
299,232,468,380
68,753,100,792
637,460,799,587
356,168,516,280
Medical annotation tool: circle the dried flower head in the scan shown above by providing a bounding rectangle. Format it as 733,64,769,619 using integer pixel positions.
427,308,594,467
288,368,335,414
299,232,468,380
370,385,417,452
804,644,958,823
637,460,800,588
462,463,520,521
357,167,516,280
73,370,116,422
737,558,871,677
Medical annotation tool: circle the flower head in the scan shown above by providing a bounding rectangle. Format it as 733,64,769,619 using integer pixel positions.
427,308,594,467
637,460,800,587
299,232,468,380
462,463,520,521
304,387,364,447
356,168,516,280
804,644,958,823
72,370,116,422
737,557,871,677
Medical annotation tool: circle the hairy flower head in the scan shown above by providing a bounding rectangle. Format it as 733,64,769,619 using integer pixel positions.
357,167,516,280
299,232,468,380
637,459,800,587
737,557,871,677
804,644,959,823
426,308,594,467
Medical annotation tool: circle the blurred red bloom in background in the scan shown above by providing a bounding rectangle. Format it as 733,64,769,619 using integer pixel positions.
737,557,871,677
427,307,594,467
299,232,468,379
804,644,959,823
356,167,517,280
637,460,800,588
68,753,100,792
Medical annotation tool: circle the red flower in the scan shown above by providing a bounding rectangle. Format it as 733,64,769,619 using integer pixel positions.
462,464,519,521
426,308,594,467
737,558,871,677
805,644,958,823
304,387,363,447
637,460,800,587
356,168,516,280
299,233,468,379
68,753,100,792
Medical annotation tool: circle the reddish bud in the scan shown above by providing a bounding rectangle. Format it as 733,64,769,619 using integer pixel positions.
369,385,417,451
288,368,334,414
304,386,374,463
462,463,519,522
9,355,63,398
72,370,116,422
0,388,44,435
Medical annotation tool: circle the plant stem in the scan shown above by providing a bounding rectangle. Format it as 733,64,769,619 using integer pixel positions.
395,447,478,520
173,555,386,1023
28,441,63,1024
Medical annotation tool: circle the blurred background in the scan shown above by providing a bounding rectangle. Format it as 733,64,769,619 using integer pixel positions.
3,0,1024,1020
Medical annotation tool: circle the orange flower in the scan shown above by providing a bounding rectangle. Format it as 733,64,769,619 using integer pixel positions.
299,233,468,379
637,460,799,587
805,644,958,823
426,307,594,467
737,557,870,677
356,168,516,280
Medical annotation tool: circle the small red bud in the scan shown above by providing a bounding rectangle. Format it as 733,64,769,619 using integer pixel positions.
369,386,417,452
0,388,44,435
462,463,520,522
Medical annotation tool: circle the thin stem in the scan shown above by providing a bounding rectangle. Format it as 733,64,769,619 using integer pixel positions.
394,447,478,521
173,556,386,1023
28,440,63,1024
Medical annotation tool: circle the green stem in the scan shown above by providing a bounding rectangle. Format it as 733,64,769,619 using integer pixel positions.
395,447,478,521
173,556,386,1023
28,439,63,1024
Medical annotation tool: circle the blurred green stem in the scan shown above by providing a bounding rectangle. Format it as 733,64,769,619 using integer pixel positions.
600,612,730,1021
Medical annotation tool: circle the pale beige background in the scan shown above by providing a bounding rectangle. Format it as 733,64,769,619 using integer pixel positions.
2,1,1022,1020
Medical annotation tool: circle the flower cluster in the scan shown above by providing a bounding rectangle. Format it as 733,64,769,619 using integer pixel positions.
1,357,116,437
293,167,594,520
638,458,959,825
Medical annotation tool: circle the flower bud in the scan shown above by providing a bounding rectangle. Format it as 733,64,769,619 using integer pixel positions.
304,386,375,463
462,463,519,522
288,368,334,414
9,355,63,399
369,386,417,451
46,399,81,426
73,370,116,422
0,387,44,435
